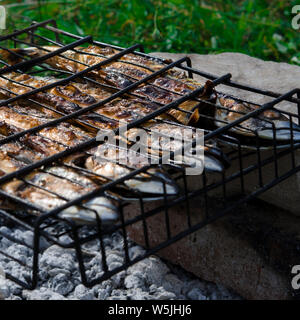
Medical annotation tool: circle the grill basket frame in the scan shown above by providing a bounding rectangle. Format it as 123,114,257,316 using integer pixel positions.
0,20,299,289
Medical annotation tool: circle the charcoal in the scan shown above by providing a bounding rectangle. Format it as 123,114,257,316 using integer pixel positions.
73,284,95,300
0,226,240,300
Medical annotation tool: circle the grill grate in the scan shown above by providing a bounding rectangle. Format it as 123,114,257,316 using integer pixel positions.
0,20,299,289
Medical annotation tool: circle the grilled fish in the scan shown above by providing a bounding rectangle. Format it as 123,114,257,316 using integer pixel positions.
123,122,229,172
85,144,179,197
3,46,214,125
4,46,299,144
215,94,300,142
56,46,300,143
0,143,118,224
0,102,182,197
4,172,118,225
51,81,165,123
0,72,118,133
0,72,226,171
0,105,91,150
0,72,157,128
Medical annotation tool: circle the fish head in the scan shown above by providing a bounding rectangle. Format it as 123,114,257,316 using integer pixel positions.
256,108,300,142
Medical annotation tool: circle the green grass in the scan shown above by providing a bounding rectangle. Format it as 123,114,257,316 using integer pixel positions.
3,0,300,65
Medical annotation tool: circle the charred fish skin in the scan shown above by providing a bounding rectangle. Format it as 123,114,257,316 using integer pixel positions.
48,72,202,126
53,81,163,123
0,72,153,129
215,93,300,142
0,73,79,113
3,47,213,126
0,82,226,174
73,72,213,126
0,66,225,173
0,70,198,130
0,101,181,190
68,47,300,142
0,73,118,130
30,167,119,225
0,104,90,149
77,71,211,126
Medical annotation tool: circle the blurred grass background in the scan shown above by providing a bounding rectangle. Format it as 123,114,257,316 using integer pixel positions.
3,0,300,65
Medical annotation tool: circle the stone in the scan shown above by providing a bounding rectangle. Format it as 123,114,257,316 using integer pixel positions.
40,245,76,272
94,280,113,300
129,246,146,260
108,261,123,271
0,265,5,278
20,231,50,250
106,252,124,271
47,273,75,296
127,288,151,300
125,196,300,299
149,284,158,294
183,279,207,296
48,268,71,277
111,271,126,288
97,288,110,300
153,287,177,300
108,289,128,300
144,257,170,287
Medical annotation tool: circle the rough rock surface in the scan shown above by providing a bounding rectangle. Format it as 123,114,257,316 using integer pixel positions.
125,195,300,300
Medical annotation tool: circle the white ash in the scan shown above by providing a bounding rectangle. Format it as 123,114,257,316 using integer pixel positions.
0,226,241,300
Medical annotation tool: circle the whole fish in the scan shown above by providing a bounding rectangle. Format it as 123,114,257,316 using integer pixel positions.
0,72,158,127
0,105,91,149
123,122,229,173
0,72,118,130
215,94,300,142
85,144,179,197
3,170,118,225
